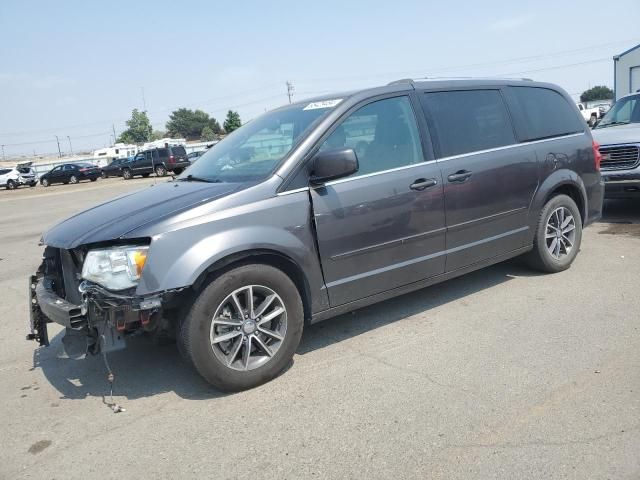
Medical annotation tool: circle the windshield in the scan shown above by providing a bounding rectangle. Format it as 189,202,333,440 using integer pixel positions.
179,99,342,183
596,94,640,128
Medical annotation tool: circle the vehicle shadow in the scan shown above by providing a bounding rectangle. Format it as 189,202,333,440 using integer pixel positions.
33,334,222,402
34,257,534,401
298,258,534,355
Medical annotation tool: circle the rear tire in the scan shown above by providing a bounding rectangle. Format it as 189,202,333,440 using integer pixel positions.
122,168,132,180
173,168,183,175
155,165,167,177
90,178,97,182
526,194,582,273
41,178,49,187
69,175,78,184
142,173,151,178
180,264,304,391
6,180,16,190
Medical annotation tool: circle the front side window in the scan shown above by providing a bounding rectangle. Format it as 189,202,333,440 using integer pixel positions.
422,90,516,158
318,96,424,177
182,99,341,183
596,94,640,128
510,87,583,140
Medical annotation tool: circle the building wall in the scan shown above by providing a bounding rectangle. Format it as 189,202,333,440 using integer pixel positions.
615,45,640,99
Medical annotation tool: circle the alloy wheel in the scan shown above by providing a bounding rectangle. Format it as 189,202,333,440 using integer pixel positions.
545,207,576,260
209,285,287,371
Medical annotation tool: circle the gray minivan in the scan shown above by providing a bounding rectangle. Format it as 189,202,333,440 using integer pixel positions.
28,79,604,391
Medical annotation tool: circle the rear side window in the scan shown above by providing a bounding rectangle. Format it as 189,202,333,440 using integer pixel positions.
510,87,583,141
0,169,10,175
422,90,516,158
155,148,167,158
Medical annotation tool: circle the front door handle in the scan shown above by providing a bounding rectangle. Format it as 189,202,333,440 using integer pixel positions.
447,170,473,183
410,178,438,191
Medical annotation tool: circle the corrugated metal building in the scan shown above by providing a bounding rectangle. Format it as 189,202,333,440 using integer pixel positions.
614,43,640,100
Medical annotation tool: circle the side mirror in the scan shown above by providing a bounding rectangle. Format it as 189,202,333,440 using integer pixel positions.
310,148,359,184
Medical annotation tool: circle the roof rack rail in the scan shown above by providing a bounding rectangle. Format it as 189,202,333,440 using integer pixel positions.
387,76,533,85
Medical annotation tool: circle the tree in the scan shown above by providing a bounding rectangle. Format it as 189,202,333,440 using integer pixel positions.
201,126,216,141
117,109,153,144
166,108,220,140
580,86,613,103
151,130,166,141
223,110,242,133
208,118,222,135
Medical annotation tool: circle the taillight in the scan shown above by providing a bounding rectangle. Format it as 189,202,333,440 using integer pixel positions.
79,168,88,172
168,155,175,163
592,140,602,171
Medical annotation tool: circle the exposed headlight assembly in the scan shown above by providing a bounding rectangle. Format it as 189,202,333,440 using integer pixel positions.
81,246,149,290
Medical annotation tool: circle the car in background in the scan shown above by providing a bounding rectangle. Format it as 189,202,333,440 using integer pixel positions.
40,163,101,187
121,145,190,179
577,103,600,126
0,162,37,190
100,158,128,178
187,150,206,163
592,92,640,198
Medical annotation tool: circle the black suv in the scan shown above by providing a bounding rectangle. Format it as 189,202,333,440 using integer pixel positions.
121,145,190,179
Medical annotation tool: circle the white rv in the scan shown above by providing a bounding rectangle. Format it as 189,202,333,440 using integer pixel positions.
92,143,139,167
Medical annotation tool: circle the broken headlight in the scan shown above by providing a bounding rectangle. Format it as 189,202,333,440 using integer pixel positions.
81,246,149,290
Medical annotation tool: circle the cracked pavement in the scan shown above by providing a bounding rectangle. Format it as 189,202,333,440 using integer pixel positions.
1,180,639,479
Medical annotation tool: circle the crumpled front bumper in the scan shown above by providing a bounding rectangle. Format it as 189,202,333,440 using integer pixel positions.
28,272,164,355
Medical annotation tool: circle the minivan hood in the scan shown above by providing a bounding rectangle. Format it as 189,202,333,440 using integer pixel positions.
592,122,640,146
43,180,243,248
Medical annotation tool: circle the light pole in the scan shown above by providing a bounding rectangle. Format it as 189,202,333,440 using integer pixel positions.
1,144,5,161
67,136,73,156
54,135,62,158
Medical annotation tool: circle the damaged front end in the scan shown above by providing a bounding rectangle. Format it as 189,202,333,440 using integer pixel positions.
27,245,178,358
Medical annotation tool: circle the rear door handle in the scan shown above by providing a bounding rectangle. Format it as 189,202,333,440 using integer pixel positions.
447,170,473,183
410,178,438,191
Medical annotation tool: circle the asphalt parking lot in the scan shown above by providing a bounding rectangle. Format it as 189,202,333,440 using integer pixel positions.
1,179,639,479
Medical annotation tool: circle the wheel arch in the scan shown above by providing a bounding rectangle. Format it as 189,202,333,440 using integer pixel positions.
531,169,588,232
191,248,313,323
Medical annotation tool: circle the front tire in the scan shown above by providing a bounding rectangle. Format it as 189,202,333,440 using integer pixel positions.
180,264,304,391
526,194,582,273
122,168,132,180
6,180,16,190
41,178,49,187
69,175,78,184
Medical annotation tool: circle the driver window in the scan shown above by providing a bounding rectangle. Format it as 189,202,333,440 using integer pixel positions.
318,96,423,177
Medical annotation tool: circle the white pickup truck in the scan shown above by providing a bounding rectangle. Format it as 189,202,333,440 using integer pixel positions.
576,103,600,126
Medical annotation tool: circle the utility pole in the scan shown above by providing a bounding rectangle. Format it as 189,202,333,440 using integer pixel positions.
54,135,62,158
1,145,5,161
67,136,73,156
141,86,147,111
112,124,117,145
286,81,295,104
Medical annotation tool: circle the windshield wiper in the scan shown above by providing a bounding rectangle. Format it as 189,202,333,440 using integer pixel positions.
596,121,631,129
177,175,221,183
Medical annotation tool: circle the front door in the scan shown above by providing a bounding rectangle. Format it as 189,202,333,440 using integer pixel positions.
310,95,446,307
420,89,539,272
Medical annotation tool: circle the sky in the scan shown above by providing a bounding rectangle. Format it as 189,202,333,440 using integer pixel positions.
1,0,639,158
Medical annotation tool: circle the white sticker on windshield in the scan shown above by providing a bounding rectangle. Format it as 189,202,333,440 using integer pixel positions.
303,99,343,110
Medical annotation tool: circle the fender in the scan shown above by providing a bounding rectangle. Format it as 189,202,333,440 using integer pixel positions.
135,191,330,314
528,168,588,234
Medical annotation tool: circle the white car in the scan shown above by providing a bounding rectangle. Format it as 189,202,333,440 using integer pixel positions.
0,162,37,190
